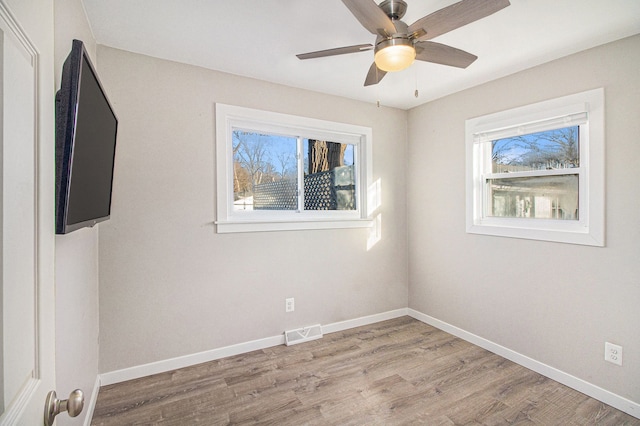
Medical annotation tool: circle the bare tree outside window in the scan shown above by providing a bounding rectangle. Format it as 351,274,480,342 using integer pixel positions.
492,126,579,173
232,131,297,210
276,151,295,179
233,131,268,197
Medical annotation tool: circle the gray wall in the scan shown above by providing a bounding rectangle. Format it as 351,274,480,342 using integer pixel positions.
408,35,640,403
53,1,100,424
96,46,409,372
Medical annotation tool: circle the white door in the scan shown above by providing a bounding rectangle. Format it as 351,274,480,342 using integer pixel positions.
1,1,56,425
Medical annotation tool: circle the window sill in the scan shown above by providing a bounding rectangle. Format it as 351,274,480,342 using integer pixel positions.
215,218,374,234
466,221,604,247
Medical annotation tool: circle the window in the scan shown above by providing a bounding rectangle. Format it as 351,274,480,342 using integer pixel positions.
216,104,373,233
466,88,604,246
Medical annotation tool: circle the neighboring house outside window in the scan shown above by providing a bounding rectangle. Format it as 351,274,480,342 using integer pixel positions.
466,88,604,246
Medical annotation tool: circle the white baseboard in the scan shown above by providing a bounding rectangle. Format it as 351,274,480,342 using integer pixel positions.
99,308,408,386
100,334,285,386
83,375,101,426
322,308,408,334
407,308,640,419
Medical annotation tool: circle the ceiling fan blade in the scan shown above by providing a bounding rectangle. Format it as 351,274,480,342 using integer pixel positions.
408,0,510,41
342,0,397,37
296,44,373,60
364,62,387,86
415,41,478,68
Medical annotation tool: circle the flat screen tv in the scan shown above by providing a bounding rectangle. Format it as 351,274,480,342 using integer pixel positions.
55,39,118,234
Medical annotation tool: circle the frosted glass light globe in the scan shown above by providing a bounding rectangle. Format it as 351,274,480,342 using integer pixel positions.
374,43,415,72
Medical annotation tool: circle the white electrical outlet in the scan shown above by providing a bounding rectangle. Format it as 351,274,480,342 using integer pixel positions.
285,298,294,313
605,342,623,366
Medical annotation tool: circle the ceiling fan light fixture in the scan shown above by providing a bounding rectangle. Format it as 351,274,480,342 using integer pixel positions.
374,38,416,72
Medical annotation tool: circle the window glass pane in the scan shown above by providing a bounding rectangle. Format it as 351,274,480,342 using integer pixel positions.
487,175,579,220
303,139,356,211
492,126,579,173
232,131,298,211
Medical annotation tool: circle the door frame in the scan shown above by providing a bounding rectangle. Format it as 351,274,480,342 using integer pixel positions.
0,0,56,424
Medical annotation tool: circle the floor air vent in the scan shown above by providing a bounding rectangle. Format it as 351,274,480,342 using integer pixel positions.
284,324,323,346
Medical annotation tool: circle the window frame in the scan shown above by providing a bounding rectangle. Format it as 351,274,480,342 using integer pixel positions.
465,88,605,246
215,104,373,233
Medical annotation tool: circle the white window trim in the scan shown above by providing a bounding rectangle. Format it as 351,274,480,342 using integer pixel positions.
465,88,605,246
215,104,373,233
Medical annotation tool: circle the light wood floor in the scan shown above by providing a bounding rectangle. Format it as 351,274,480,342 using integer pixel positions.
91,317,639,425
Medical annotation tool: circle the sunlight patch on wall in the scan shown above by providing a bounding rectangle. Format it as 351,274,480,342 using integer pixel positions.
367,179,382,216
367,214,382,251
367,179,382,250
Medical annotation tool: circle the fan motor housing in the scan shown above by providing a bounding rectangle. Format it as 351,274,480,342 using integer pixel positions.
374,36,413,55
379,0,408,20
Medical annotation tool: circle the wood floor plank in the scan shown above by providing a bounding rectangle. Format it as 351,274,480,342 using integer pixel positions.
91,317,640,425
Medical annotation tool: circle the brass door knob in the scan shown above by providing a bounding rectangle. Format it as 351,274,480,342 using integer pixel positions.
44,389,84,426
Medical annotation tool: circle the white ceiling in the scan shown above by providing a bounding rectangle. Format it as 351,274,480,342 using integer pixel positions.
82,0,640,110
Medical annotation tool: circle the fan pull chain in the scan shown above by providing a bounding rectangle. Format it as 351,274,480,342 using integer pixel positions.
414,68,419,98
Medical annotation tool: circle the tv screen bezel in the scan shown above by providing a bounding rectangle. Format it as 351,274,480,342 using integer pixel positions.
55,39,118,235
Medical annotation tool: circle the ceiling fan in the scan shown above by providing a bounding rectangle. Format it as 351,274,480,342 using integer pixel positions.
296,0,511,86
